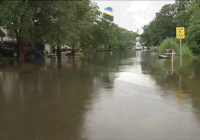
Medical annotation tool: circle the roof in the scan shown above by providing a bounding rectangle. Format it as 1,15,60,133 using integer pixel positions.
0,27,16,41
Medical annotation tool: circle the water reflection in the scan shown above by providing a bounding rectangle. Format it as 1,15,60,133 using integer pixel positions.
179,75,182,89
140,52,200,136
0,52,200,140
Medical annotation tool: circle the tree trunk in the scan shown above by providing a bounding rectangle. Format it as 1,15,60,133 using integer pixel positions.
57,56,61,70
56,45,61,56
17,37,28,64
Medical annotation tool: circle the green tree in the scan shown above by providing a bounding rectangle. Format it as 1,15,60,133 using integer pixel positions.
0,0,92,60
172,1,192,28
186,1,200,55
141,21,159,46
91,17,137,51
142,1,188,47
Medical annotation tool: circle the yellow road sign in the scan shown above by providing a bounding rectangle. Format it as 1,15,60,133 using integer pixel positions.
176,27,185,39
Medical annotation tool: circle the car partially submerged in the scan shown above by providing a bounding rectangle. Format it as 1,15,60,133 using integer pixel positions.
0,41,34,57
54,45,72,53
60,45,73,56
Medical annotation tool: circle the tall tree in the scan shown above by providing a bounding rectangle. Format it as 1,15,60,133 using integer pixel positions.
186,0,200,55
0,0,92,61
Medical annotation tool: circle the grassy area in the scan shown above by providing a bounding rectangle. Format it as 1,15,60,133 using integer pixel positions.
96,48,110,52
45,52,66,56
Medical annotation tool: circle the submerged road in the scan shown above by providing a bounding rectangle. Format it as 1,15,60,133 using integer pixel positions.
0,51,200,140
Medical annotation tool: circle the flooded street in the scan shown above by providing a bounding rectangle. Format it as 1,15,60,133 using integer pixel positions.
1,51,200,140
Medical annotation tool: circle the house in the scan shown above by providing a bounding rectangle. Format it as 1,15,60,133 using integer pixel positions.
35,42,54,53
44,42,54,53
0,28,16,43
0,27,53,53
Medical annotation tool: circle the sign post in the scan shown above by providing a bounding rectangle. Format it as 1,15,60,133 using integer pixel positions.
165,49,176,75
180,39,182,67
176,27,185,67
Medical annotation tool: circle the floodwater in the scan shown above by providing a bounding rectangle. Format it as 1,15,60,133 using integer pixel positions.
0,51,200,140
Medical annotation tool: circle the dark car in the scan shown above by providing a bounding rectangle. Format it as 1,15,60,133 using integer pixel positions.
0,42,33,57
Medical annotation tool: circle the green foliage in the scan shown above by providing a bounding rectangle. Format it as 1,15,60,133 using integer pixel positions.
91,19,137,50
182,44,194,58
96,47,110,52
158,38,193,58
141,0,200,56
0,0,139,58
185,1,200,55
159,38,179,55
0,1,93,44
141,3,178,47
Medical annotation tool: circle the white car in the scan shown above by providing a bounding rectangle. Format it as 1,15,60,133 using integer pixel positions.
54,45,71,53
62,45,71,50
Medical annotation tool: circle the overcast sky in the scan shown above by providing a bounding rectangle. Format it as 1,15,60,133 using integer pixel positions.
94,1,175,32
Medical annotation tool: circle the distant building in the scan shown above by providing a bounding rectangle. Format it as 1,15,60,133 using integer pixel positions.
44,42,53,53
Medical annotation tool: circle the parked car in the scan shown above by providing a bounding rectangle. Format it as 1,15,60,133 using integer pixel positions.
54,45,72,54
0,41,34,57
62,45,71,50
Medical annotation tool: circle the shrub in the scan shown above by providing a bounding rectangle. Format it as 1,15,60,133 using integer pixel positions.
186,42,200,56
158,38,180,55
182,44,194,58
158,38,193,58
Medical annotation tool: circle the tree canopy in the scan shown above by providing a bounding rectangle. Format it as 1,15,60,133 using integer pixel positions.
0,0,137,60
141,0,200,56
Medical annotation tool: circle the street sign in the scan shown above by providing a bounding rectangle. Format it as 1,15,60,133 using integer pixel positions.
176,27,185,67
176,27,185,39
